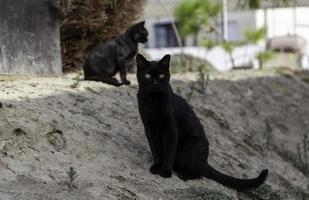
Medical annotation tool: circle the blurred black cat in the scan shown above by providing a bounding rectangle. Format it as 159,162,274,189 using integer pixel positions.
83,21,148,86
136,53,268,190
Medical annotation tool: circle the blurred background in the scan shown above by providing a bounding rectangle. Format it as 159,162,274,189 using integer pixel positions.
1,0,309,74
142,0,309,72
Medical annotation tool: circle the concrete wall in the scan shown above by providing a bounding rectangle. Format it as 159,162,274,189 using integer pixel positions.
226,10,257,41
0,0,62,75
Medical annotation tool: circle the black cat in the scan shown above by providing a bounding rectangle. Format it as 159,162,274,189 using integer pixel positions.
83,21,148,86
136,54,268,190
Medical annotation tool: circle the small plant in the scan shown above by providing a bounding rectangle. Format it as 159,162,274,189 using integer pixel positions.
175,0,221,37
202,38,216,50
297,143,302,165
276,136,309,176
257,51,274,69
301,76,309,84
70,72,82,88
264,119,273,150
244,27,266,45
303,134,308,164
185,87,194,102
191,65,209,95
67,167,78,191
243,26,269,69
301,133,309,171
295,135,309,175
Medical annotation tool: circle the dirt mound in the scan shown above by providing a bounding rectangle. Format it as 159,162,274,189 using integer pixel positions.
0,70,308,199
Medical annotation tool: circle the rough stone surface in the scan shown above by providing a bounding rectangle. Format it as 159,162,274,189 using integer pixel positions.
0,0,62,75
0,70,308,199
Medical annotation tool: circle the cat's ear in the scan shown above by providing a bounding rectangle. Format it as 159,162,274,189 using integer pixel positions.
159,54,171,69
139,21,145,27
136,53,148,69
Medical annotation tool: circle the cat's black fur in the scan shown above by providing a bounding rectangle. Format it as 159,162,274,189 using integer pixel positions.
83,21,148,86
136,54,268,190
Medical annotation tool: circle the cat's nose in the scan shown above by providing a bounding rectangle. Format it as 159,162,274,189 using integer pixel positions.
153,80,158,84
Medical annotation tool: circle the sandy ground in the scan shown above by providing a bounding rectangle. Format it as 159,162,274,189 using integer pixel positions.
0,70,308,200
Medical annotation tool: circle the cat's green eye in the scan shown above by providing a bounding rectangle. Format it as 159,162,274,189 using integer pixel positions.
145,74,151,79
159,74,165,79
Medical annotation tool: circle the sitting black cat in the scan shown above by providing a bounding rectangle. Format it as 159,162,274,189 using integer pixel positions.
83,21,148,86
136,54,268,190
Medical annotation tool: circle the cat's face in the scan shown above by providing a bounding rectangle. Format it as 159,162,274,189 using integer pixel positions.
131,21,148,43
136,54,171,92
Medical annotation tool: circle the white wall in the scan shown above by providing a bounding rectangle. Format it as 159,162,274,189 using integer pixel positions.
255,7,309,53
144,45,262,71
226,10,257,41
227,7,309,50
264,8,296,36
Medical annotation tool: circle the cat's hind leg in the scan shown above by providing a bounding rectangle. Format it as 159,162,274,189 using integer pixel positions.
85,76,123,87
174,141,207,181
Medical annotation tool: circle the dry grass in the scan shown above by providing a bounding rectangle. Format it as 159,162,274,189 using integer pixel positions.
57,0,145,72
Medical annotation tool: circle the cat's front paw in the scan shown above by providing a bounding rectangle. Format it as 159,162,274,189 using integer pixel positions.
177,173,191,181
150,164,161,175
159,170,172,178
123,80,131,85
111,78,123,87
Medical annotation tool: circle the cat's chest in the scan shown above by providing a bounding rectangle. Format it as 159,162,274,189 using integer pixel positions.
141,106,172,128
127,49,137,59
119,43,137,58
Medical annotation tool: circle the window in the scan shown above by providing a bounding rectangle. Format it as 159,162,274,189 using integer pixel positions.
154,22,178,48
216,20,239,41
228,21,238,41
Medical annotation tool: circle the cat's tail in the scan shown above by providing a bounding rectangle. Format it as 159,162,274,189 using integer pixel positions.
205,164,268,190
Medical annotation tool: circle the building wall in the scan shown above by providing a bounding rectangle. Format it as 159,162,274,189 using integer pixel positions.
143,6,259,47
144,18,176,48
226,10,257,41
255,7,309,53
0,0,62,75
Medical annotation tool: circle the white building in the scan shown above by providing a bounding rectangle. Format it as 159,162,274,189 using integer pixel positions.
141,0,309,70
